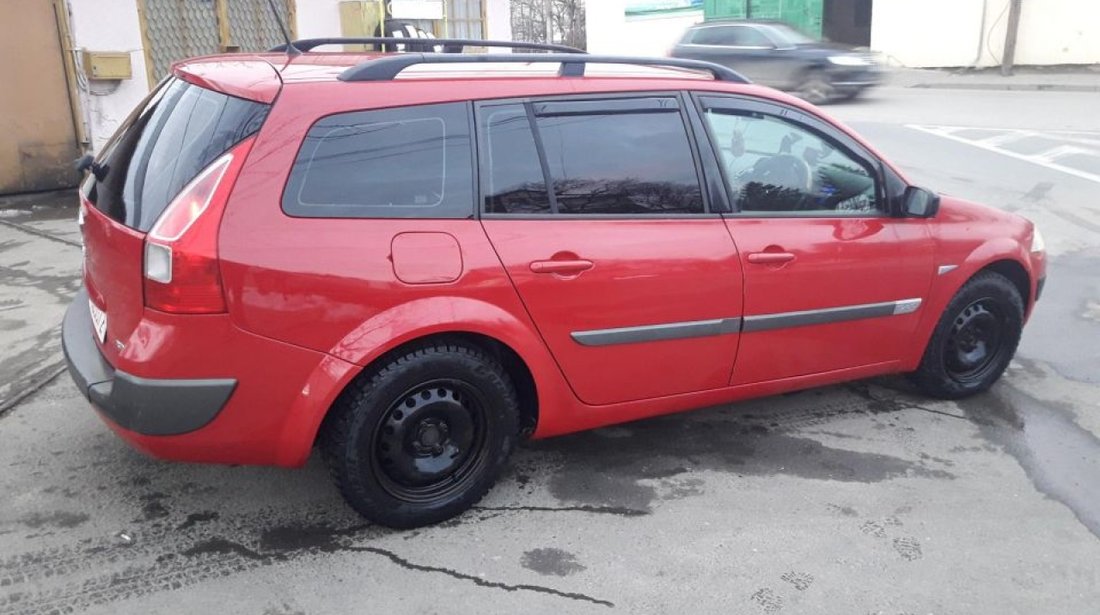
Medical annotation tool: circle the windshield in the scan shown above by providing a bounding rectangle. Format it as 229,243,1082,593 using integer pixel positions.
761,23,815,46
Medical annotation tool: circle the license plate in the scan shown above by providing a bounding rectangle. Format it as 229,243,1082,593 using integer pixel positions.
88,299,107,344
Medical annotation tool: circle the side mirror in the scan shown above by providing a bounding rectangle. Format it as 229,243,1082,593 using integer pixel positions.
903,186,940,218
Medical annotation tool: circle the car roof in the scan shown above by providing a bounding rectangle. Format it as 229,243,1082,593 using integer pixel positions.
172,51,759,99
688,19,789,27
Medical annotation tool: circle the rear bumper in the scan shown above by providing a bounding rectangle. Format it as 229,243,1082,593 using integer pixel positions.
62,289,236,436
61,289,360,467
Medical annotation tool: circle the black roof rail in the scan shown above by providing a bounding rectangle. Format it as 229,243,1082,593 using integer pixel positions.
338,53,751,83
269,37,586,54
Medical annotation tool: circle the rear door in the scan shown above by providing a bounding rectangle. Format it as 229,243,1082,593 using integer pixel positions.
694,94,934,385
478,95,744,406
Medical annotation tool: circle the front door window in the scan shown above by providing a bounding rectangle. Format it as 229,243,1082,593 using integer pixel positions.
704,108,880,215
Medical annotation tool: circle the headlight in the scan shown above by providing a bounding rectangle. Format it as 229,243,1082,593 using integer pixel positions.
828,55,870,66
1030,227,1045,253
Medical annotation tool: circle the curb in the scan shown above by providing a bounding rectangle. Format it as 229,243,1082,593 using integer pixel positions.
910,82,1100,93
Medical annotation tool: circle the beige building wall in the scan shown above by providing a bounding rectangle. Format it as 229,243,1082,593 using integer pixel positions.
0,0,82,193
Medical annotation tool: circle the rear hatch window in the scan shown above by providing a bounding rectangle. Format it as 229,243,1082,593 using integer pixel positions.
83,77,269,231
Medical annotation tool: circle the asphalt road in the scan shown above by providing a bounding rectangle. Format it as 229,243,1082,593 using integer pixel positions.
2,84,1099,615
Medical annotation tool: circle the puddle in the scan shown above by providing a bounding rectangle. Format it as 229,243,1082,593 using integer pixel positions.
959,385,1100,539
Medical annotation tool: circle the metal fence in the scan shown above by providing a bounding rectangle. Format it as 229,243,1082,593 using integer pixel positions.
227,0,292,54
141,0,294,82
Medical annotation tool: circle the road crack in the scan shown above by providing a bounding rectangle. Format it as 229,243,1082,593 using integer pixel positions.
0,218,81,248
0,361,67,418
344,545,614,607
473,504,647,517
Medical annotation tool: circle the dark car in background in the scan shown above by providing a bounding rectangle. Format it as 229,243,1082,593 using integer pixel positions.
670,19,883,104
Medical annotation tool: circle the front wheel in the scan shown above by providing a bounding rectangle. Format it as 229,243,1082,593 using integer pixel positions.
910,272,1024,399
321,341,519,528
796,70,836,105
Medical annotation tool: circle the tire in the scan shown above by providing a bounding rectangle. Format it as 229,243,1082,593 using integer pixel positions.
910,272,1024,399
321,341,519,528
838,88,865,102
796,70,836,105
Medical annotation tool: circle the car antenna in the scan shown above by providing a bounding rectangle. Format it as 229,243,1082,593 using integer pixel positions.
265,0,301,56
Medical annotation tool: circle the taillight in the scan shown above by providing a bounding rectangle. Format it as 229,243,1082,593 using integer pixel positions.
143,138,253,314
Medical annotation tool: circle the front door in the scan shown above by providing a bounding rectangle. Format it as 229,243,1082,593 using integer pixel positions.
0,0,81,194
478,96,744,406
696,95,934,385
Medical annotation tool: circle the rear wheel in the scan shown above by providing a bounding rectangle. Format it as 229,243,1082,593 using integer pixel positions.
910,272,1024,399
321,341,519,528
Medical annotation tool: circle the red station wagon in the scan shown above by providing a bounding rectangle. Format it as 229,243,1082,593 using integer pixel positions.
63,38,1047,528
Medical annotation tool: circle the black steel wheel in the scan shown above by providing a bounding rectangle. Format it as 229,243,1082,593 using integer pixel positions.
943,300,1008,384
911,272,1025,399
322,341,519,528
371,379,489,503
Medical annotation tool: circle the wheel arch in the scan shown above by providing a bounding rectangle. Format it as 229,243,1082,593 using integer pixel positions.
313,331,540,451
980,258,1030,309
903,244,1034,370
271,296,568,467
351,331,541,437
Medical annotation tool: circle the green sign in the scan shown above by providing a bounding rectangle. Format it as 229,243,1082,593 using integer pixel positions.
626,0,704,16
703,0,822,37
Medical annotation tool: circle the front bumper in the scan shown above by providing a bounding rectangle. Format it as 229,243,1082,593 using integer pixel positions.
62,289,236,436
827,66,884,89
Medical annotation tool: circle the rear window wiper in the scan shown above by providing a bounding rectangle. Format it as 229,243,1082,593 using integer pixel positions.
75,154,108,181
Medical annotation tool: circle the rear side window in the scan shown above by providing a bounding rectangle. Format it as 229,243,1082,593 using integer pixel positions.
282,103,474,219
85,78,269,231
691,25,771,47
481,98,704,215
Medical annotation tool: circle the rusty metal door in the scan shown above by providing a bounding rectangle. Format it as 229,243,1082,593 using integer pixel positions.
0,0,81,195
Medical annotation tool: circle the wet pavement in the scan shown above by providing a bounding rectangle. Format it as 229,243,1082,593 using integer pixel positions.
3,85,1100,614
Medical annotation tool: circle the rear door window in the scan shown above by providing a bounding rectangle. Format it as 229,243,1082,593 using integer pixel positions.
84,78,269,231
282,102,475,219
480,97,704,216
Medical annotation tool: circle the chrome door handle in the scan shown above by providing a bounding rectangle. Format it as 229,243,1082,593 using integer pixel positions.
747,252,796,264
530,259,594,274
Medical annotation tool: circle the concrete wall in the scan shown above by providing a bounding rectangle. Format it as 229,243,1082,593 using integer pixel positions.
871,0,1100,68
66,0,151,152
588,0,702,56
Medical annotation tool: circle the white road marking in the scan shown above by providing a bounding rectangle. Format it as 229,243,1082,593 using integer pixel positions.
1032,144,1095,163
978,130,1037,147
907,124,1100,185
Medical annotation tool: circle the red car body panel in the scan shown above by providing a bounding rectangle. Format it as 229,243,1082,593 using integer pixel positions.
726,216,934,384
67,53,1046,468
481,219,744,405
82,201,146,368
171,56,283,103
